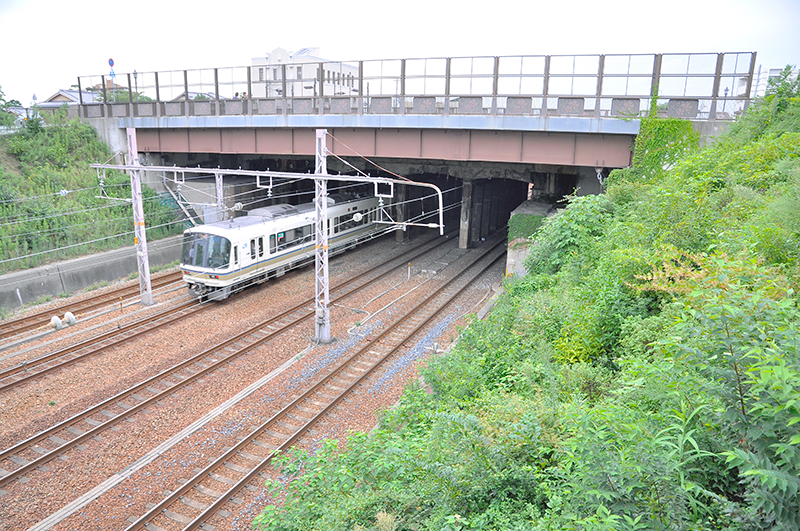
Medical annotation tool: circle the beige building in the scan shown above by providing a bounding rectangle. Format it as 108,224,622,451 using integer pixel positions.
250,47,359,99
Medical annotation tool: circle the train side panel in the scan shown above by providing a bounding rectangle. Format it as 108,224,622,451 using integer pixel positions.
181,196,382,300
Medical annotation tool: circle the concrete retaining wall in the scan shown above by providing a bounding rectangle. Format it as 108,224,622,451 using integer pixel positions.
505,201,555,281
0,236,182,312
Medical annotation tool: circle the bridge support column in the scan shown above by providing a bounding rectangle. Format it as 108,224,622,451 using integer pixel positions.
459,181,473,249
395,184,408,243
470,181,485,244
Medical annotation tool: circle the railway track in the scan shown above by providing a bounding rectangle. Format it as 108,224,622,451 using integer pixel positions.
0,298,204,391
125,240,506,531
0,233,454,490
0,271,184,342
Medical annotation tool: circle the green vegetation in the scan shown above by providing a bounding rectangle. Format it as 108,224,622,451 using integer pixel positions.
254,69,800,530
0,85,22,127
91,90,153,103
0,106,182,274
507,213,545,242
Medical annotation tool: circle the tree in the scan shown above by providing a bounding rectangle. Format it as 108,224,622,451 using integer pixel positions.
92,90,153,103
0,84,22,127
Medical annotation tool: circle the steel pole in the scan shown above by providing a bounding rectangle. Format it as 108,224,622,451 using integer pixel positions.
314,129,332,343
126,128,154,306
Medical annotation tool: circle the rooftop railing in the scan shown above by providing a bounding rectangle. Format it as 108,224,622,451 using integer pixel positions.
76,52,757,122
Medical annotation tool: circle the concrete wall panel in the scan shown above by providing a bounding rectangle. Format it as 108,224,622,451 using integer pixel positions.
292,129,317,155
159,129,190,153
255,129,294,153
574,134,633,167
376,129,421,158
469,131,523,162
0,236,182,312
521,133,576,165
137,129,161,152
331,129,376,157
221,129,256,153
188,129,222,152
420,130,470,160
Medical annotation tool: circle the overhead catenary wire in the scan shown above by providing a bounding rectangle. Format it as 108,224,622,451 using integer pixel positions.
0,218,184,266
324,132,413,183
0,182,130,206
0,190,169,227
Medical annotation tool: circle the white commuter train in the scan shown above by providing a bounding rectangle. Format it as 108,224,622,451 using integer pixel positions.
181,194,382,300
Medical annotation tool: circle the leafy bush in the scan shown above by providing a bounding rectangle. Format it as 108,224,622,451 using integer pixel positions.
254,70,800,531
0,117,182,273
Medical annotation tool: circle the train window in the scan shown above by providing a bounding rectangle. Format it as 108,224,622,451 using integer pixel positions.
269,234,276,254
276,231,286,251
250,239,256,260
334,217,339,234
182,233,231,269
234,246,238,264
258,237,264,257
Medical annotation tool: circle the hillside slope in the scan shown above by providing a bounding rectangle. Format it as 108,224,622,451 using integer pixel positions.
254,68,800,531
0,110,181,275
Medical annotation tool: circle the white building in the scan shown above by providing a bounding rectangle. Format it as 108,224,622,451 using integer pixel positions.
752,66,799,97
250,47,359,99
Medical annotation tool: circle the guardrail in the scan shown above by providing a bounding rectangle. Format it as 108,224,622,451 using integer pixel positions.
76,52,756,122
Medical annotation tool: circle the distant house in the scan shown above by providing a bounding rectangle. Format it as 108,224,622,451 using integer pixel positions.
1,106,26,127
40,89,100,108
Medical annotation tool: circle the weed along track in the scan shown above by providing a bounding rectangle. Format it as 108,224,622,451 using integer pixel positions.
0,232,505,531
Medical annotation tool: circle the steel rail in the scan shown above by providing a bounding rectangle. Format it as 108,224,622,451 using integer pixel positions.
0,299,203,391
126,239,506,531
0,271,183,342
0,233,450,489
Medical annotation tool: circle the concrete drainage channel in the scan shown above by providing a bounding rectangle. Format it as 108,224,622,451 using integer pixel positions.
0,235,181,313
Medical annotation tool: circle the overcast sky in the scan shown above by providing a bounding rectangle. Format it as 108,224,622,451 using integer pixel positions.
1,0,798,105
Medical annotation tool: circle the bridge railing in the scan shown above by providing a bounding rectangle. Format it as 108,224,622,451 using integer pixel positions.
76,52,756,121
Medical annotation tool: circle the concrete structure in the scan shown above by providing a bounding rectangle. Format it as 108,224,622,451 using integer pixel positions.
0,236,181,312
505,201,557,279
74,52,757,250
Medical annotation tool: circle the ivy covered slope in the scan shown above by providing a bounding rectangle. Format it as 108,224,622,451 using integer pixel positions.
0,108,181,274
254,70,800,531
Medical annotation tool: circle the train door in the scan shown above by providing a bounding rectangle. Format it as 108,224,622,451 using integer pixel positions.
230,244,242,283
247,236,265,277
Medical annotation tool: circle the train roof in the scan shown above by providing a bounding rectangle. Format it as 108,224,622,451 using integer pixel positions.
186,215,264,234
246,195,367,221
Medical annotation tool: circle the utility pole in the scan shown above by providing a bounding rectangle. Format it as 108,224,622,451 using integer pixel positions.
314,129,332,343
126,128,154,306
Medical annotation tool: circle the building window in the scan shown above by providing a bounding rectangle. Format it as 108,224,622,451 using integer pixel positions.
297,66,303,80
273,67,278,81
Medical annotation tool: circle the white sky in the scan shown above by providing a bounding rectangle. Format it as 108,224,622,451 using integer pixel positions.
1,0,798,105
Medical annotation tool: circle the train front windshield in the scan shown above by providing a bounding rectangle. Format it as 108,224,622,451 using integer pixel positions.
182,233,232,269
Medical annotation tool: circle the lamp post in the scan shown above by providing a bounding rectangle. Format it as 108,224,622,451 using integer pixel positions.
723,87,729,114
133,70,138,101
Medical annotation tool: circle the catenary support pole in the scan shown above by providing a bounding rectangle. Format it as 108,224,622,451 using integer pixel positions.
314,129,332,343
126,128,154,306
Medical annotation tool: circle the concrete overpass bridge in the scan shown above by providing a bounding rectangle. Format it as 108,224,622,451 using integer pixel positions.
75,52,757,247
